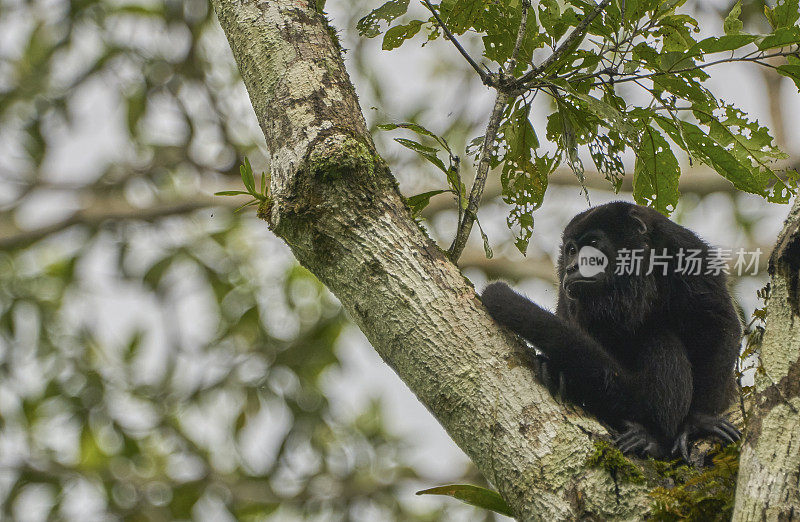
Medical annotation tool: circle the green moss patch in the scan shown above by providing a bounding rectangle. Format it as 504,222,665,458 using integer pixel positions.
586,440,645,484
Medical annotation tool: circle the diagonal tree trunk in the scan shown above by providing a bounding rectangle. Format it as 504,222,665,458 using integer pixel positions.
210,1,650,519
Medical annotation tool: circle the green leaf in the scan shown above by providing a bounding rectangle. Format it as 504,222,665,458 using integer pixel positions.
440,0,486,35
653,115,790,200
234,199,259,213
383,20,423,50
723,1,743,36
765,0,800,30
357,0,410,38
777,63,800,92
589,132,626,192
538,0,571,42
757,26,800,50
633,126,680,215
379,122,452,154
502,153,555,255
240,157,256,194
571,92,637,139
446,166,467,205
394,138,447,173
694,103,790,200
502,101,539,161
691,34,758,54
416,484,513,517
476,219,493,259
651,74,713,107
654,14,699,52
394,137,438,155
215,190,251,196
407,190,447,217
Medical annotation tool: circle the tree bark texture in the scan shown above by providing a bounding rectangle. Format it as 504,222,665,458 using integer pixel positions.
210,1,651,519
733,198,800,521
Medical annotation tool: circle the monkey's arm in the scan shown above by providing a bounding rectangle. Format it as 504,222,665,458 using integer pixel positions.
481,282,692,451
481,281,624,381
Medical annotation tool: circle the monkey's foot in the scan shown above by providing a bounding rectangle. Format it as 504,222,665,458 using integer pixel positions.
671,413,742,461
614,421,666,458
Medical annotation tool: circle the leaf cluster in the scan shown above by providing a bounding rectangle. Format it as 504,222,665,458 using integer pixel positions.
380,122,494,257
359,0,800,253
215,157,270,212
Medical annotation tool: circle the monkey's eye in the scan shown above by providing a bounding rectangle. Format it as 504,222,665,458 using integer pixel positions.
588,239,599,247
567,244,577,256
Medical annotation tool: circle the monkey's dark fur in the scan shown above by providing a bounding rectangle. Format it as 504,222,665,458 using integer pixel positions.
482,202,741,459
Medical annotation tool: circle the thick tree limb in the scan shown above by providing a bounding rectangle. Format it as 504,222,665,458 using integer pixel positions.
733,198,800,520
210,1,650,519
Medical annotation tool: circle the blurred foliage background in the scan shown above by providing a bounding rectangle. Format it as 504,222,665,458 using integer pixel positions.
0,0,797,520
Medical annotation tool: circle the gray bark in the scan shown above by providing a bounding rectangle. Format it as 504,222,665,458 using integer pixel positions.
733,198,800,522
210,1,651,519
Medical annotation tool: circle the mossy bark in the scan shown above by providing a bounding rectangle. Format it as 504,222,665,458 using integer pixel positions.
732,198,800,522
209,1,660,519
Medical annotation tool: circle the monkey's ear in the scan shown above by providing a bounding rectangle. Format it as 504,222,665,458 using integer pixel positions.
629,208,648,234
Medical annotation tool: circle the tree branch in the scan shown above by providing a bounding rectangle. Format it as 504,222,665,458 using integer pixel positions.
578,47,799,88
517,0,612,86
448,89,509,262
448,1,530,262
0,199,218,250
422,0,490,84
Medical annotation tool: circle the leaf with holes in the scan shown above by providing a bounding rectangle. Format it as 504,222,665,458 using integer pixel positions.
502,153,555,254
357,0,410,38
633,126,680,215
383,20,423,50
723,1,743,36
764,0,800,30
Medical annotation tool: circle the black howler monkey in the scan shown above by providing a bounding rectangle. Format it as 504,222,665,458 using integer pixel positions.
481,202,741,459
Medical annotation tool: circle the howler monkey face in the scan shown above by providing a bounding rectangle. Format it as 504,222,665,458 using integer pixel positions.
558,203,651,301
560,230,615,299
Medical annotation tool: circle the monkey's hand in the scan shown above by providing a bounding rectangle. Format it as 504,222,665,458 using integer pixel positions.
671,412,741,461
614,421,666,458
530,353,566,400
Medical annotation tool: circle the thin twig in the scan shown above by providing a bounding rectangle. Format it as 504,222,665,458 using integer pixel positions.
448,1,531,262
422,0,489,84
507,0,531,74
584,47,799,87
517,0,612,86
448,95,509,263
